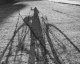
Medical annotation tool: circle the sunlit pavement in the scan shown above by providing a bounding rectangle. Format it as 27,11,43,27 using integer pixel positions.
0,0,80,45
48,0,80,5
0,1,80,63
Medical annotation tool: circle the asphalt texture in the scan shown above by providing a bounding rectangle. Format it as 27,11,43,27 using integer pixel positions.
0,1,80,64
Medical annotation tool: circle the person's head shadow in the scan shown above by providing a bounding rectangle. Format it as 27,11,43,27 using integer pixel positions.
0,3,27,25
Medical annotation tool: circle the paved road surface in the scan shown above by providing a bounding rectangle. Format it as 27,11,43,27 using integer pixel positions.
0,1,80,63
70,0,80,2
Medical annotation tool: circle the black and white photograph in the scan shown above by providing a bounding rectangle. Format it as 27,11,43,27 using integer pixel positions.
0,0,80,64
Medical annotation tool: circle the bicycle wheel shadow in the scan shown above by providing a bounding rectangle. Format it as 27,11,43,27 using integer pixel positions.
0,3,27,25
